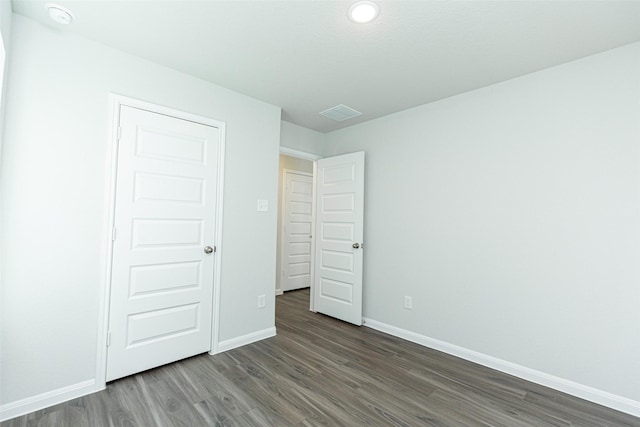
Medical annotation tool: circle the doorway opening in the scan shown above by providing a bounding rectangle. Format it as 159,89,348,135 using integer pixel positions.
276,148,366,327
276,152,316,296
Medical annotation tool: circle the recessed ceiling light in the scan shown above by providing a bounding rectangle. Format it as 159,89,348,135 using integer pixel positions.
46,3,74,25
348,1,379,24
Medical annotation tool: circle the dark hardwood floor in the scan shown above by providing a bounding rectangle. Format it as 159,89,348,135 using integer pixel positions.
4,288,639,426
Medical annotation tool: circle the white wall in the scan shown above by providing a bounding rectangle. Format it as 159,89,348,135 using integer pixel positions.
0,14,280,408
280,120,326,156
0,0,11,251
0,2,12,414
0,0,10,43
0,0,11,179
275,155,313,293
324,42,640,404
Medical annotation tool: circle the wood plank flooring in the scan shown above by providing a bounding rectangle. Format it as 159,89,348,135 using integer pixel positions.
3,288,639,426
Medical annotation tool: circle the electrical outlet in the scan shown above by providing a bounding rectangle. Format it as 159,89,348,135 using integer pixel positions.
258,294,266,308
404,296,412,310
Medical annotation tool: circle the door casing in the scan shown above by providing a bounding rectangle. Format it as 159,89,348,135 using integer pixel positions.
96,94,226,387
278,147,321,311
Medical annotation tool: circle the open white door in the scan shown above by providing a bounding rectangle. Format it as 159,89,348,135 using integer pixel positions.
106,105,221,381
282,171,314,292
313,152,365,325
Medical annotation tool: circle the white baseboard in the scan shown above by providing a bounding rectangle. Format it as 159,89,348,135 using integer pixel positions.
275,288,283,296
362,317,640,418
214,326,276,354
0,379,101,422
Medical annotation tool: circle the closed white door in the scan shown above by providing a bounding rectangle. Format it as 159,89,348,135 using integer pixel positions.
313,152,365,325
282,171,313,292
107,105,221,382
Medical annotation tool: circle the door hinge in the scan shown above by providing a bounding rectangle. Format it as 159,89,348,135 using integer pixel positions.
112,227,117,241
106,332,111,347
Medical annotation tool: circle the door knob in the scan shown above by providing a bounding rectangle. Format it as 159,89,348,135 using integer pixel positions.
352,243,360,249
204,246,214,254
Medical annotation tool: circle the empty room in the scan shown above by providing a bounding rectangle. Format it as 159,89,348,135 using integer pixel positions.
1,0,640,425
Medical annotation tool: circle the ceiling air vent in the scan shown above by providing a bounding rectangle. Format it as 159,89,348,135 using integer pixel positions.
319,104,362,122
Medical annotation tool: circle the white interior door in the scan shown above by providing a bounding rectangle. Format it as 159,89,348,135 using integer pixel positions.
313,152,365,325
282,171,313,292
107,105,220,382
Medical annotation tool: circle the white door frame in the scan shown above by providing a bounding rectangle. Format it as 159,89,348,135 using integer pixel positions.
278,147,321,312
311,160,317,312
279,169,313,294
96,94,226,388
280,147,321,162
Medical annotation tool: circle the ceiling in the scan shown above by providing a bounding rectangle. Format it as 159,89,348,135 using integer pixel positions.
11,1,640,133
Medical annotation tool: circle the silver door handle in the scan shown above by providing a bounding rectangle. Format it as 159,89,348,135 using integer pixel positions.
204,246,214,254
352,243,360,249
